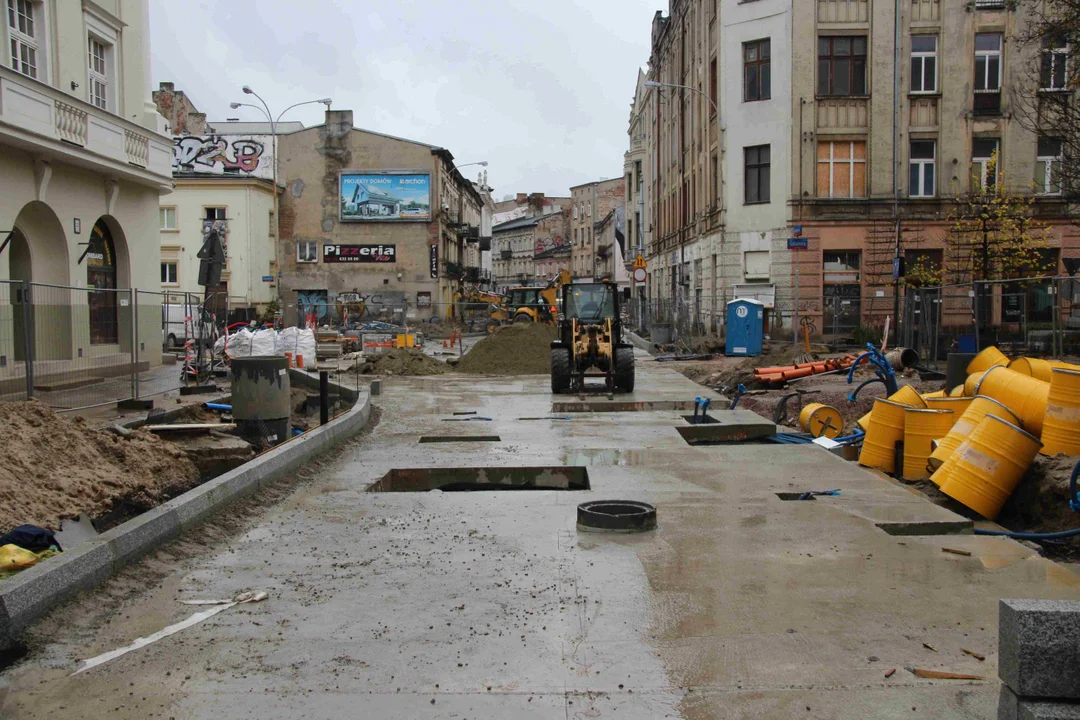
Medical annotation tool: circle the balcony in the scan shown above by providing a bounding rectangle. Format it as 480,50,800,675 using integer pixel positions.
0,66,172,189
500,249,513,260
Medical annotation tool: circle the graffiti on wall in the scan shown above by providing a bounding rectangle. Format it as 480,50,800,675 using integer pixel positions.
534,234,569,256
172,135,272,178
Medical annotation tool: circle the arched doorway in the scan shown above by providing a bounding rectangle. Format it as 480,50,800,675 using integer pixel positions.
87,219,118,345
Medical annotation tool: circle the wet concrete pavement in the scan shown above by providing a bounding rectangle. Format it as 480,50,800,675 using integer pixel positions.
2,353,1080,719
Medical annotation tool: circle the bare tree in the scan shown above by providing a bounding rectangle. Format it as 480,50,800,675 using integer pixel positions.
1014,0,1080,202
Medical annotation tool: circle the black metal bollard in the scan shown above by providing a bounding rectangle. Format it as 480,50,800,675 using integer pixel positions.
320,371,329,426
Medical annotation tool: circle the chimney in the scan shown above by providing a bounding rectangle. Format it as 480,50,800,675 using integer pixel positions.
516,193,527,204
326,109,353,129
158,81,174,92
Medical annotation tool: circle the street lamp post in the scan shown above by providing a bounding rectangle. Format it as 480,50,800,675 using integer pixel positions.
229,88,331,306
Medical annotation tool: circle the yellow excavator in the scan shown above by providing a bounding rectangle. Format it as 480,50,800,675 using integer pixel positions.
487,269,571,333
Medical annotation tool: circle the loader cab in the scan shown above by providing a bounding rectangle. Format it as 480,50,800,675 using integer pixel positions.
550,281,634,393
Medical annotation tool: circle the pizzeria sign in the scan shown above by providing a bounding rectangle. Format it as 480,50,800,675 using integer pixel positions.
323,244,396,263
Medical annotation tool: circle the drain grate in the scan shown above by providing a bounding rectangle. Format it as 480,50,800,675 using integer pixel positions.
419,435,501,443
369,466,590,492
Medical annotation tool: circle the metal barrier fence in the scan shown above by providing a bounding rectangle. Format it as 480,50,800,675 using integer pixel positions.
0,282,235,411
629,275,1079,363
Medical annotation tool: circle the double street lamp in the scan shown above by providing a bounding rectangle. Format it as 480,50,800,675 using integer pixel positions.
644,79,719,118
229,87,332,302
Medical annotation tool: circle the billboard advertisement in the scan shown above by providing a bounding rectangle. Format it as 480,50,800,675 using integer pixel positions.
340,172,431,222
323,244,396,263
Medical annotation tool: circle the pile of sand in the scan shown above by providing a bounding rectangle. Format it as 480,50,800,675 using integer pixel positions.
999,453,1080,536
0,400,200,532
362,348,449,376
455,323,558,376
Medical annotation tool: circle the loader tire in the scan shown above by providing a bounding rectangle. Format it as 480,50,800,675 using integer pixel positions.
551,348,572,393
615,347,635,392
514,313,534,323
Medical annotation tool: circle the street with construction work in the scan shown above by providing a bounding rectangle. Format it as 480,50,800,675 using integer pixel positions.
2,348,1079,719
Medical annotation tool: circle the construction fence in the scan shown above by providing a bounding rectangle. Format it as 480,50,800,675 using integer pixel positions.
0,281,265,411
629,275,1080,366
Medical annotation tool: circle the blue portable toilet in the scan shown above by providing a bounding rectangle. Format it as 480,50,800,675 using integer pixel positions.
726,298,764,357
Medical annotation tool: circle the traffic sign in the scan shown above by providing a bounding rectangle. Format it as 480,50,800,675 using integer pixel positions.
633,253,647,270
793,224,803,237
633,267,647,286
787,237,808,250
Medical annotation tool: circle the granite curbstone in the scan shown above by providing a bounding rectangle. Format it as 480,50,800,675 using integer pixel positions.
1000,599,1080,699
1002,685,1080,720
99,505,181,570
0,539,115,634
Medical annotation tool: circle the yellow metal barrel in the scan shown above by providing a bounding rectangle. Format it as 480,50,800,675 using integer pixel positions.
888,385,928,409
1041,368,1080,456
921,390,947,400
966,346,1010,375
964,370,990,397
799,403,844,439
1050,360,1080,372
926,395,1019,476
925,396,974,417
949,384,966,397
974,365,1051,437
902,408,956,480
935,415,1042,519
858,399,908,474
1008,357,1053,383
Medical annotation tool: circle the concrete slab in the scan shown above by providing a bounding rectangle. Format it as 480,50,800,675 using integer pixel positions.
2,361,1079,718
1000,599,1080,699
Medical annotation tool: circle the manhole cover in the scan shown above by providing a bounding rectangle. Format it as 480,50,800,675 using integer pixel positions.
577,500,657,533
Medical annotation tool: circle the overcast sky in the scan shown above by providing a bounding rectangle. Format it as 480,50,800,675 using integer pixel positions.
150,0,657,199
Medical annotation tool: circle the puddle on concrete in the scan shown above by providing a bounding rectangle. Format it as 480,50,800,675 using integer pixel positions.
369,466,590,492
563,449,653,467
418,435,501,443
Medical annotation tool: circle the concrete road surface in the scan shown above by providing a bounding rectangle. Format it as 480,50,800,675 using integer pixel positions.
2,353,1078,719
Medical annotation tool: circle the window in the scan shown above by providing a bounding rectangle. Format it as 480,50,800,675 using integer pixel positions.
744,250,770,280
1041,36,1069,91
909,140,936,198
910,36,937,93
205,207,226,220
711,152,719,202
823,251,861,282
744,145,771,204
160,262,178,285
974,33,1002,115
88,36,107,110
818,36,867,96
709,57,718,113
297,241,318,263
817,141,867,198
974,0,1005,8
1036,137,1064,195
972,137,1000,190
159,206,177,231
269,210,276,236
573,205,578,220
7,0,37,79
744,39,771,102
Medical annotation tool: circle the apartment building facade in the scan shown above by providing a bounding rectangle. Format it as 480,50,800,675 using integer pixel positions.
634,0,1078,337
276,109,488,325
1,0,171,376
492,209,569,291
570,178,625,279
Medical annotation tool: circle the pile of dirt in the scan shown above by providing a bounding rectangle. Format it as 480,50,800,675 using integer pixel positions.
362,348,449,376
0,399,200,532
998,453,1080,536
455,323,558,375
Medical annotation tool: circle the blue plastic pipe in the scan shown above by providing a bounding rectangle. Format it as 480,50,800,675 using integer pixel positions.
205,403,232,411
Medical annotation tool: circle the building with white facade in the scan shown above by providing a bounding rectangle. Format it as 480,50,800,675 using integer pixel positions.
1,0,172,392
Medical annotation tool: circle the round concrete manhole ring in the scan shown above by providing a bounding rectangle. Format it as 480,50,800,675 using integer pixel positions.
576,501,657,533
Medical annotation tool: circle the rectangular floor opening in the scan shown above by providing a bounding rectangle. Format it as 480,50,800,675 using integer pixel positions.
681,414,718,424
552,399,696,413
676,425,776,446
776,492,818,501
369,466,590,492
418,436,501,443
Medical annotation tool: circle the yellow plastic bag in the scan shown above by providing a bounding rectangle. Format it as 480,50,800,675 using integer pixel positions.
0,543,42,570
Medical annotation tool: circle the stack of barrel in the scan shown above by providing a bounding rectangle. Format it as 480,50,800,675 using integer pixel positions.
858,346,1080,520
